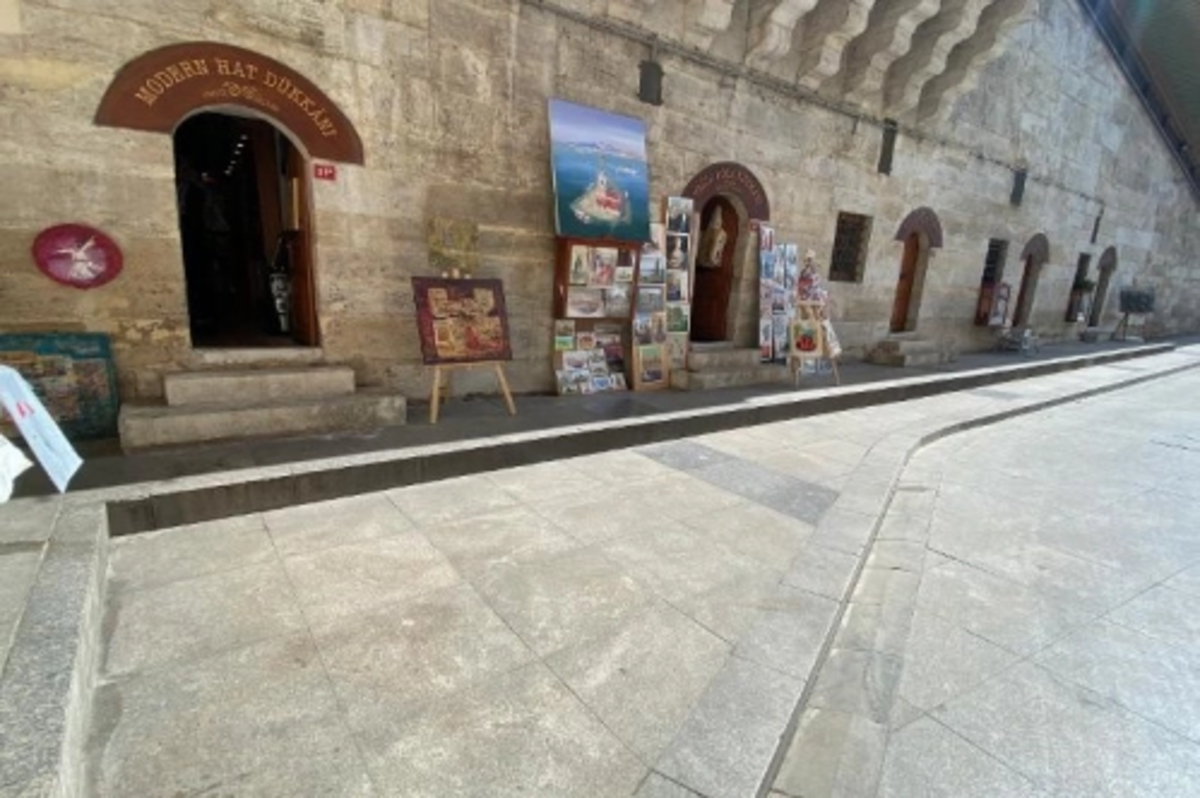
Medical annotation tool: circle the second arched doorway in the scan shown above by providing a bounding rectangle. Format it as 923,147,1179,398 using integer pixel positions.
682,162,770,344
890,207,943,333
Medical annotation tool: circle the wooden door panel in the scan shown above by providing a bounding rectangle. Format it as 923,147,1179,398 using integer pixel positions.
286,149,319,347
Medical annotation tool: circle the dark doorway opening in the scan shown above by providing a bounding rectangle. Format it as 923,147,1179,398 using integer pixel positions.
1012,256,1040,328
174,112,318,348
690,196,739,342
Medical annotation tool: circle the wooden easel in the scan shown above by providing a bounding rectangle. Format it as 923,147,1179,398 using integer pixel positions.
789,301,841,386
429,361,516,424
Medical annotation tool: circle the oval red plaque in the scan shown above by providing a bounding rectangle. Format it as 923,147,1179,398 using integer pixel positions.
31,224,124,289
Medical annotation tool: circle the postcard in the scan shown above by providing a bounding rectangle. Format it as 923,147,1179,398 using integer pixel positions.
568,245,590,285
566,287,606,318
576,331,598,351
638,344,666,383
666,302,690,333
611,373,627,390
639,253,666,285
633,313,653,345
615,265,635,283
588,247,618,287
666,332,688,370
666,234,689,270
636,285,665,313
666,270,688,302
563,349,590,370
666,197,694,234
604,284,632,317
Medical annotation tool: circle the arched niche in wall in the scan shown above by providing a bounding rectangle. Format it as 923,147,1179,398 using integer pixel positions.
94,41,364,165
889,206,943,333
682,162,771,345
1090,246,1119,327
1013,232,1052,327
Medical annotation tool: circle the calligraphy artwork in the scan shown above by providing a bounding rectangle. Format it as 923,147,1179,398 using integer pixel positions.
0,333,119,440
31,224,124,290
411,278,512,365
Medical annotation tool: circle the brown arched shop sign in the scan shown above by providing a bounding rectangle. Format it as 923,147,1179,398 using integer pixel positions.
682,162,770,221
95,42,364,165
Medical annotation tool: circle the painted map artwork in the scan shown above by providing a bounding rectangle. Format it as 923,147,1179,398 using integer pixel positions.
411,277,512,365
549,99,650,243
0,333,119,440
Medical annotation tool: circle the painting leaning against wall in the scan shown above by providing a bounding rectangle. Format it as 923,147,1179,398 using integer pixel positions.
548,98,651,244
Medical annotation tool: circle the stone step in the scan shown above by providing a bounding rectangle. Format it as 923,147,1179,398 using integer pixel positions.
867,349,945,367
164,366,356,407
872,337,938,355
674,365,792,390
118,389,406,451
687,347,765,371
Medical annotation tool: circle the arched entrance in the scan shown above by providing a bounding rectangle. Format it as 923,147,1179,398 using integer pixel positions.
94,42,365,348
890,207,943,333
1013,233,1050,328
174,112,314,346
1090,246,1118,327
682,162,770,344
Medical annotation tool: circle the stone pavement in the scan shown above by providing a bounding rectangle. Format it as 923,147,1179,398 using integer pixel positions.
768,368,1200,797
66,347,1197,797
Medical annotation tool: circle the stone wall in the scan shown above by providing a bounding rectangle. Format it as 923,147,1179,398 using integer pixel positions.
0,0,1195,403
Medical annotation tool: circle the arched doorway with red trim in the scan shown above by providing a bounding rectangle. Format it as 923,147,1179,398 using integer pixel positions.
94,42,365,348
682,162,771,345
1013,233,1051,328
890,207,943,333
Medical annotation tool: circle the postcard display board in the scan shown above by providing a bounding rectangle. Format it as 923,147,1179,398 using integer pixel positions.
753,222,800,364
549,98,684,394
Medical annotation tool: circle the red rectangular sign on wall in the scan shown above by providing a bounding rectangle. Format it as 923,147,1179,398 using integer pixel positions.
313,163,337,181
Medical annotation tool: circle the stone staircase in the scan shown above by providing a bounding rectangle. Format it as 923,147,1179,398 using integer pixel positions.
118,355,406,451
671,341,792,390
866,333,949,367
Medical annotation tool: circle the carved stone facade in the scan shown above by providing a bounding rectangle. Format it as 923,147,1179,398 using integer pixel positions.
1,0,1196,406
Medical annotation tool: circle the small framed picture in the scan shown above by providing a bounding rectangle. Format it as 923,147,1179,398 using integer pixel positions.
566,287,606,318
636,285,665,314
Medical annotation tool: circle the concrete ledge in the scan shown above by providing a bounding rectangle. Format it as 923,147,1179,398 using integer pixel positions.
0,504,107,798
104,343,1176,536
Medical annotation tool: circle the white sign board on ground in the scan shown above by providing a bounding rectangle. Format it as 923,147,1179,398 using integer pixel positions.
0,365,82,493
0,434,32,502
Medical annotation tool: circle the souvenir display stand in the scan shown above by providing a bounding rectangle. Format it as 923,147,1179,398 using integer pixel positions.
789,301,841,386
552,238,643,394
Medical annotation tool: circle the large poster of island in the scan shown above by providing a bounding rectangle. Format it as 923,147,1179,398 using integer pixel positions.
549,99,651,244
411,277,512,365
0,333,118,440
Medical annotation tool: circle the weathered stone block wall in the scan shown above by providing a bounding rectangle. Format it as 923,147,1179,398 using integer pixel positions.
0,0,1196,406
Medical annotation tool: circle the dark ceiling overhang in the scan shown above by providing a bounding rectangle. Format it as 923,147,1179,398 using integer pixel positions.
1078,0,1200,201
